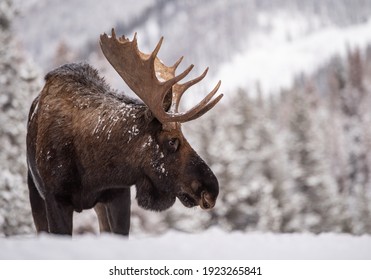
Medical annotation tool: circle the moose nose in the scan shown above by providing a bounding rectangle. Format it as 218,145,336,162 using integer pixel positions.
200,191,216,210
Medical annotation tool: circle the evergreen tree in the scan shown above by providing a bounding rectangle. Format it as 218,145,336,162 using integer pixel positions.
0,0,40,236
285,90,341,232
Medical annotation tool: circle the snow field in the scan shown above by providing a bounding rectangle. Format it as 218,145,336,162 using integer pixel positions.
1,228,371,260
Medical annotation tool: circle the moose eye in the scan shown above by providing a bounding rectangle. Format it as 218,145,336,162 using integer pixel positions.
168,138,179,152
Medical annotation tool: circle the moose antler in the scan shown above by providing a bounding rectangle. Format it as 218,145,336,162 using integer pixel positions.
100,29,223,124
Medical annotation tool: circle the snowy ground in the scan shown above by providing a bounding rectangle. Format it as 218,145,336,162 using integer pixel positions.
1,228,370,260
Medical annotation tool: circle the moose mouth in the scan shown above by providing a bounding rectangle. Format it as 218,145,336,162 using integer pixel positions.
177,192,198,208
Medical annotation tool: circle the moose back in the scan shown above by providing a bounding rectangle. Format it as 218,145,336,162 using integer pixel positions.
26,30,223,235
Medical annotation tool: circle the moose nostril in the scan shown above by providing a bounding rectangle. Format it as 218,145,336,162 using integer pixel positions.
203,201,211,209
200,191,215,210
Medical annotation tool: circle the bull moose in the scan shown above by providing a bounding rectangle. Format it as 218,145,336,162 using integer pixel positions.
26,29,223,235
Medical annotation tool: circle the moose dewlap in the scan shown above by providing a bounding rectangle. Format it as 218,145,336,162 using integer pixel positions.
26,30,223,235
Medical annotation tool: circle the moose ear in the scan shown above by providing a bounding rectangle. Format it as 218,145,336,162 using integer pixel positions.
143,89,171,123
144,108,155,122
143,91,171,122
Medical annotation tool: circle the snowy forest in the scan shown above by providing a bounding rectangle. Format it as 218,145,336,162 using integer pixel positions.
1,0,371,238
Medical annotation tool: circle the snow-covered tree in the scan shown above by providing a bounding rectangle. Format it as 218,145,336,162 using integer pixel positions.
283,89,341,233
0,0,41,236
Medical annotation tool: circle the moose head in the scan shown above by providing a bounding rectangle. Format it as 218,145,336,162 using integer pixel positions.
26,29,223,235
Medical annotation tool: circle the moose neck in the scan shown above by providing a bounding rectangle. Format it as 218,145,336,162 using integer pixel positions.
75,99,154,187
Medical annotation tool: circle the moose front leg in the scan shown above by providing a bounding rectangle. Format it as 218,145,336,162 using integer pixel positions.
94,202,111,233
44,193,74,235
96,188,131,236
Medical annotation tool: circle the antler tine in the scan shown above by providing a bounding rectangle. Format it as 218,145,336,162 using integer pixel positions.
150,37,164,62
164,64,194,87
181,67,209,92
171,56,184,71
171,80,222,122
185,86,224,122
130,32,138,51
172,67,209,111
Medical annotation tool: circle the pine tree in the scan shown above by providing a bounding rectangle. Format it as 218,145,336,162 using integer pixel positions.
336,47,371,234
0,0,41,236
284,89,341,233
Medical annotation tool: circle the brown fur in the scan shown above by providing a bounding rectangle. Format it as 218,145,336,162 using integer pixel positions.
26,63,219,235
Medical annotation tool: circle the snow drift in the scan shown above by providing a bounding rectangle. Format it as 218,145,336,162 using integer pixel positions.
1,228,370,260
